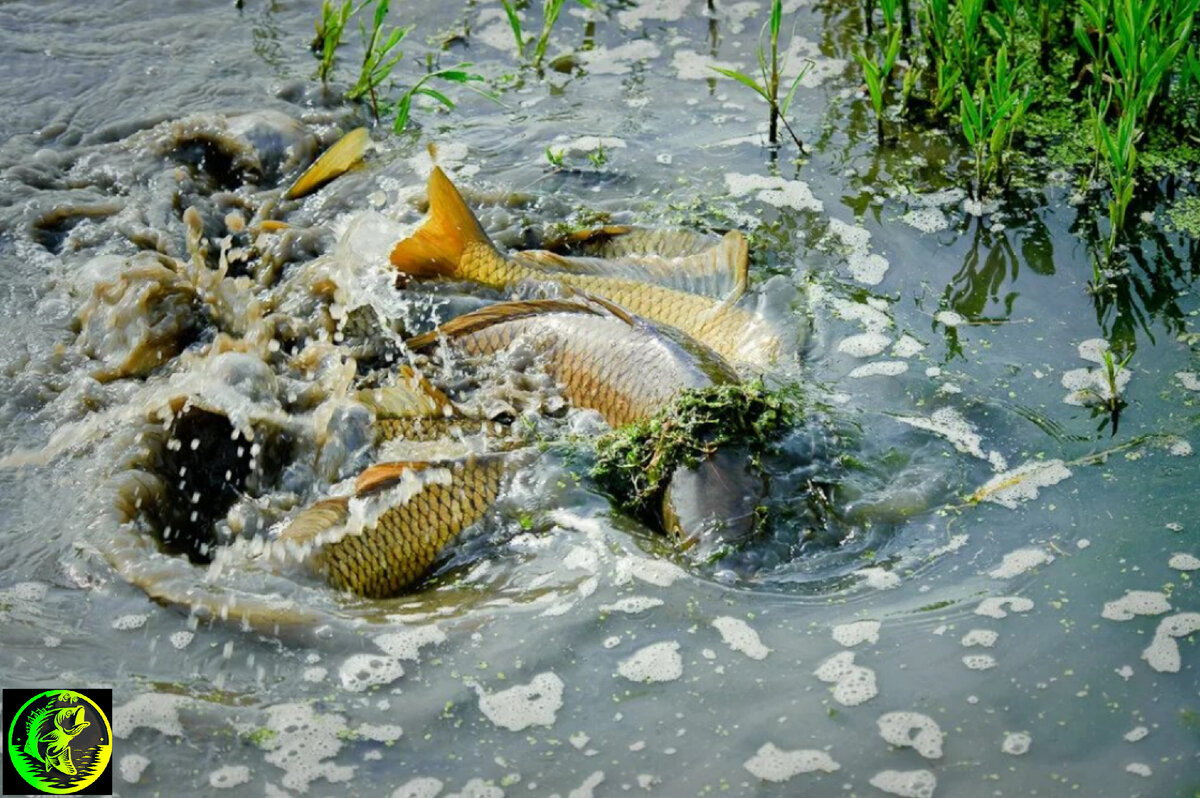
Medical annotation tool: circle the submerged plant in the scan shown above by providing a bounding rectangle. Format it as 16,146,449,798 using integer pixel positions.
710,0,813,152
500,0,595,69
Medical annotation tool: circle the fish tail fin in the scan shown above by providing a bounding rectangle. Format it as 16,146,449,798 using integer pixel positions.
406,298,606,350
389,167,495,277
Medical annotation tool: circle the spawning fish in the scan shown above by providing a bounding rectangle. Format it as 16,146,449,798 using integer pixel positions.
406,296,738,427
390,167,782,369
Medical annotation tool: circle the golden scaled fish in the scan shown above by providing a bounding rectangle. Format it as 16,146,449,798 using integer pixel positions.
273,455,511,598
356,364,504,443
407,296,738,428
389,167,782,369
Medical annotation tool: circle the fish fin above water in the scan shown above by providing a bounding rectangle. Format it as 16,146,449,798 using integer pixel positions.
354,460,437,494
275,498,351,547
406,298,607,350
389,166,496,277
284,127,369,200
514,230,749,301
356,365,452,419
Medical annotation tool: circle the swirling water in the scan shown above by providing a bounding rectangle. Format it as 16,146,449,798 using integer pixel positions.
0,1,1197,796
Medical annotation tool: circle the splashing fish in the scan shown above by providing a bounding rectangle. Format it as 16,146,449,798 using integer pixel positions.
390,167,784,369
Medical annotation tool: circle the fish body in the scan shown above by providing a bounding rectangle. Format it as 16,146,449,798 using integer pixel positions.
408,298,738,427
25,706,89,775
276,455,511,598
390,168,781,369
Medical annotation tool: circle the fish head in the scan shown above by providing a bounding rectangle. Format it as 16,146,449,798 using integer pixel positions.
660,447,766,560
55,707,89,737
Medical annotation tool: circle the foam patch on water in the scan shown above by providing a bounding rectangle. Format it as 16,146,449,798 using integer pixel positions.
814,651,878,706
1126,763,1153,777
475,672,564,731
743,743,840,782
975,596,1034,619
1101,591,1171,621
392,776,444,798
209,765,251,789
672,50,742,81
575,41,662,75
600,596,664,614
1141,612,1200,673
260,703,353,792
1176,371,1200,391
849,361,908,378
962,654,996,670
553,770,604,798
988,547,1054,579
824,218,889,285
832,620,880,647
934,310,964,327
877,712,943,758
1002,732,1031,755
356,722,403,743
971,459,1071,508
374,624,446,661
859,567,901,590
1168,553,1200,571
445,779,503,798
901,208,950,233
614,556,685,587
618,641,683,682
961,629,998,648
120,754,150,783
724,173,823,213
1124,726,1149,742
895,407,1005,470
838,332,891,358
114,693,192,738
618,0,689,26
892,335,925,358
339,654,404,692
712,616,770,660
869,769,937,798
112,613,149,630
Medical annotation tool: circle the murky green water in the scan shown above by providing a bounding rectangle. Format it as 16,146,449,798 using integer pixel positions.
1,1,1197,796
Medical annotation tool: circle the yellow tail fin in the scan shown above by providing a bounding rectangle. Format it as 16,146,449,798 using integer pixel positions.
389,166,495,277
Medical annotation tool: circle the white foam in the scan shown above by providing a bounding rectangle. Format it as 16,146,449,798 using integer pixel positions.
444,778,504,798
724,173,824,213
1001,731,1031,755
935,311,965,327
356,723,403,743
120,754,150,783
339,654,404,692
743,743,840,782
838,332,891,358
869,769,937,798
814,651,878,705
476,672,564,731
1168,553,1200,571
712,616,771,660
261,703,355,792
112,613,149,630
614,556,685,587
1101,591,1171,621
962,654,997,670
575,40,662,75
832,620,880,647
988,548,1054,579
849,361,908,378
600,596,664,614
391,777,444,798
892,335,925,358
114,693,191,738
975,596,1034,619
901,208,949,233
209,765,251,789
877,712,942,759
972,459,1071,508
618,642,683,683
618,0,689,26
1124,726,1149,742
859,567,901,590
1125,763,1152,777
1141,612,1200,673
960,629,998,648
374,624,446,661
895,407,1004,469
1176,371,1200,391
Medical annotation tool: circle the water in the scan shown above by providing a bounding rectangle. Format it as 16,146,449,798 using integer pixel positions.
0,1,1197,796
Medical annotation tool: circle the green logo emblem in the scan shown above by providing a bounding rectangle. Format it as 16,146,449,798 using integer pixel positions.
4,690,112,795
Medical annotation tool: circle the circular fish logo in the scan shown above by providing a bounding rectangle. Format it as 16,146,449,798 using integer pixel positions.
5,690,112,795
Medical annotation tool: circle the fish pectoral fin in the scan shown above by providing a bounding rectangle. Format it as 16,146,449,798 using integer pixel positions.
354,461,435,495
407,299,604,350
357,365,452,419
389,166,496,278
276,498,351,548
285,127,369,200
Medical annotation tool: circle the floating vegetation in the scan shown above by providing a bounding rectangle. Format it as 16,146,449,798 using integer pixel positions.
590,380,802,516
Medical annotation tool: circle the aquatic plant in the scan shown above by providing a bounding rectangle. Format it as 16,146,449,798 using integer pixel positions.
958,46,1031,199
545,146,566,168
314,0,353,85
855,2,902,143
499,0,595,69
710,0,813,151
586,141,607,167
591,381,802,516
346,0,411,118
393,62,489,133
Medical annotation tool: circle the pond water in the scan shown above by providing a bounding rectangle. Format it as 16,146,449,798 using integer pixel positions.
0,1,1197,796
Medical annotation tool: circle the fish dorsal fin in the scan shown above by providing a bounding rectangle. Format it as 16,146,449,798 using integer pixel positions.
406,298,609,350
389,167,495,278
275,498,350,548
356,365,452,419
515,230,749,301
285,127,369,200
354,461,434,495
